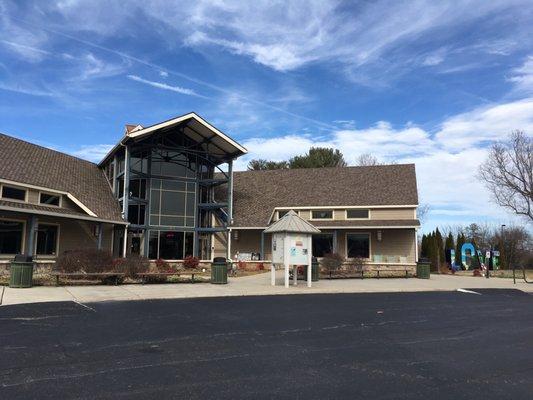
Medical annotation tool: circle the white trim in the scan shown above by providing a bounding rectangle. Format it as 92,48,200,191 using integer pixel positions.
345,231,371,260
312,225,420,229
66,193,97,217
34,222,60,257
345,209,371,220
0,204,127,225
414,228,419,263
129,112,248,154
38,191,63,208
275,205,418,210
0,217,26,256
1,178,64,195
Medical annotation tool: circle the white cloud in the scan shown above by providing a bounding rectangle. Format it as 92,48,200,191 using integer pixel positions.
435,98,533,151
508,56,533,93
127,74,205,97
235,98,533,226
70,144,114,162
159,70,169,78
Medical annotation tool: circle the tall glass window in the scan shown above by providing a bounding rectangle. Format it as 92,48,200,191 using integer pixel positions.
0,220,23,254
148,231,194,259
150,179,196,228
36,224,58,255
346,233,370,259
312,234,334,257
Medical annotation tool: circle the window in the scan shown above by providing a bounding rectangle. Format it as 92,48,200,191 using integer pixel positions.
0,220,24,254
148,231,194,259
346,233,370,259
149,179,196,228
40,193,60,206
1,185,26,201
277,210,290,219
36,224,58,255
311,210,333,219
346,209,369,219
312,234,334,257
129,179,146,199
128,204,146,225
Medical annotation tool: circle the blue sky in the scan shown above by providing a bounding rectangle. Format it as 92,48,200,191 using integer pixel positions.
1,0,533,232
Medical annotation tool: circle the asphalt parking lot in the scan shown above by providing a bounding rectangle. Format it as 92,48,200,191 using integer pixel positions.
0,290,532,399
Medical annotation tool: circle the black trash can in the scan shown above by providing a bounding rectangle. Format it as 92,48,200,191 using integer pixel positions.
416,258,431,279
9,255,34,288
211,257,228,284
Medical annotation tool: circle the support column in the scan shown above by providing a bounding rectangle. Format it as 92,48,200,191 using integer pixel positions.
293,265,298,286
26,215,38,257
226,159,233,261
121,145,130,259
333,230,338,253
260,231,265,261
97,223,103,250
271,264,276,286
284,262,290,288
307,235,312,288
144,229,150,258
122,226,128,258
122,145,130,221
414,228,419,262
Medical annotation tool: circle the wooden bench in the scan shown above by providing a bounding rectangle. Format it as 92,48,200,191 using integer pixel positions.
375,268,410,279
50,272,126,286
325,268,410,279
136,271,210,284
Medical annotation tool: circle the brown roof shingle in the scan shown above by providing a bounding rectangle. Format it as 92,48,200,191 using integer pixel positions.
230,164,418,227
0,133,123,222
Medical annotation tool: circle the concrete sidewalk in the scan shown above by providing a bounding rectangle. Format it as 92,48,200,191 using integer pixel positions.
1,272,531,306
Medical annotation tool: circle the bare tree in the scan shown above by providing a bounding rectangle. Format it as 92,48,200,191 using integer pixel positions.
479,131,533,222
417,203,430,222
355,153,380,166
493,225,532,269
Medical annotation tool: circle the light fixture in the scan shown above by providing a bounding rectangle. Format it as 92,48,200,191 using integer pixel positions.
233,230,239,240
377,230,382,242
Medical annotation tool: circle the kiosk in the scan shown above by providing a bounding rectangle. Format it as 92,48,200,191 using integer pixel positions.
264,210,320,288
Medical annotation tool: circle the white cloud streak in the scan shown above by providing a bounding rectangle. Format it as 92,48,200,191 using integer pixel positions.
127,74,205,98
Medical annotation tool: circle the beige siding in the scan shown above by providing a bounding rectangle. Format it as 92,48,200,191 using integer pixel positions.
298,210,311,220
370,208,415,220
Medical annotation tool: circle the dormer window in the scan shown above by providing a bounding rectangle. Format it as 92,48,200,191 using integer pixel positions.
311,210,333,219
40,193,61,206
1,185,26,201
346,209,369,219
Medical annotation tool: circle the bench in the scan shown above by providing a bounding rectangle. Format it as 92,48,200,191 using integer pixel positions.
50,272,126,286
325,267,411,279
136,271,210,284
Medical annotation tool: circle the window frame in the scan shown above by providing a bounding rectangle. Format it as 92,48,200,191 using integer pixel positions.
345,209,370,220
0,218,26,255
312,233,335,258
38,192,62,207
35,223,60,257
310,209,334,220
345,232,371,260
0,184,28,203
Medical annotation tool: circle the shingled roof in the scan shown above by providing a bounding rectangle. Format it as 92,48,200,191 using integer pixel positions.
230,164,418,227
0,133,124,223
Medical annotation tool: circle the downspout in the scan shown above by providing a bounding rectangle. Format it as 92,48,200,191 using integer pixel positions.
226,159,233,260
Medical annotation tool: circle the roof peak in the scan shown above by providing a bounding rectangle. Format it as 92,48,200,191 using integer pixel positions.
237,163,414,174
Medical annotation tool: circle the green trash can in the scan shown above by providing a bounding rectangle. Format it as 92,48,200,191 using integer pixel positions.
311,258,320,282
211,257,228,284
416,258,431,279
9,255,35,288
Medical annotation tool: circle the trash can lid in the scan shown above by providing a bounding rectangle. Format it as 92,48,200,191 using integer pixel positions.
213,257,226,263
13,254,33,263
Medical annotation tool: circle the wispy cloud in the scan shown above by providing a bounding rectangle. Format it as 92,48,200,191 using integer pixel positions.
508,56,533,93
127,74,205,97
0,82,55,97
70,144,114,163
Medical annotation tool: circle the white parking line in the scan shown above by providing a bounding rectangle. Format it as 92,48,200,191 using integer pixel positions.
457,288,481,295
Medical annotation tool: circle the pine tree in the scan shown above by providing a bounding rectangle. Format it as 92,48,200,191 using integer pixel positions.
455,233,465,267
435,228,444,267
444,232,455,265
421,234,428,258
